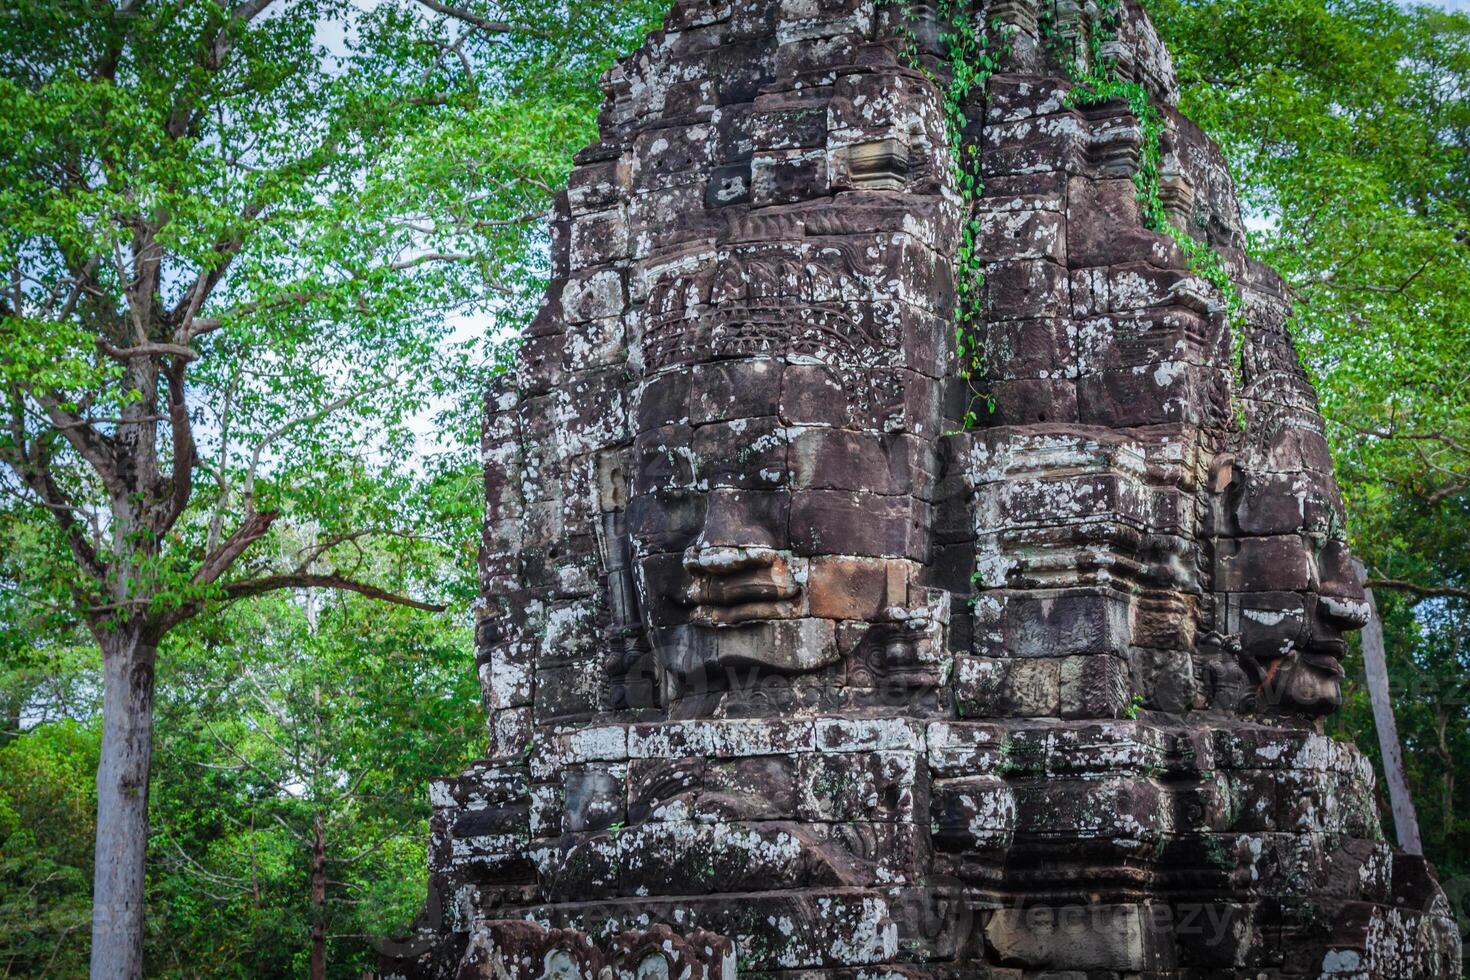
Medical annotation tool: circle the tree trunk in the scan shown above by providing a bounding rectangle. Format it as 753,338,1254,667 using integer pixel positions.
1360,586,1424,855
0,692,21,748
1444,764,1454,838
89,628,158,980
1434,712,1454,836
310,812,327,980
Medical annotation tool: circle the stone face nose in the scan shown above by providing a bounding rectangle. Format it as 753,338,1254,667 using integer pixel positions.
693,487,790,553
680,545,801,612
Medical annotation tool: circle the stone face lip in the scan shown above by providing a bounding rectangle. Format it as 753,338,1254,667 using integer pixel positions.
388,1,1462,977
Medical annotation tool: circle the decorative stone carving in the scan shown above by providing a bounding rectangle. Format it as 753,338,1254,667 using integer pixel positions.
386,1,1462,977
454,921,735,979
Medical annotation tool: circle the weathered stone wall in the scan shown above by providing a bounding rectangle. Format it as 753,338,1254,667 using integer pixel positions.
386,1,1463,976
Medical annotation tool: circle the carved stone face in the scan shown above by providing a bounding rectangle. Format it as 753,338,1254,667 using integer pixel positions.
1211,400,1369,715
965,311,1369,720
626,229,950,710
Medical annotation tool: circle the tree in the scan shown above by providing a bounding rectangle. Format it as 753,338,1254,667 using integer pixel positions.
0,1,663,974
144,577,481,979
1,536,484,978
0,720,98,978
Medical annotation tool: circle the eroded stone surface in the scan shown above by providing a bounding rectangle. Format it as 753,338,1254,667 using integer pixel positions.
387,1,1462,977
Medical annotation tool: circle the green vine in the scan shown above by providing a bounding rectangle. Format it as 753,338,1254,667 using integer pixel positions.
882,1,1246,430
1047,0,1249,422
882,0,1011,430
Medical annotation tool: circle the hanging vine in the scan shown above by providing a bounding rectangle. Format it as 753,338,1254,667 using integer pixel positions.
1044,0,1249,418
880,0,1244,429
881,0,1011,430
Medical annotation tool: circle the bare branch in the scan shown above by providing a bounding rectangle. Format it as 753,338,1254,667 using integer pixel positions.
206,375,238,555
193,508,280,590
271,813,313,848
1317,258,1432,296
231,0,277,22
23,388,125,502
1368,578,1470,604
189,289,320,335
169,200,270,340
160,360,196,532
203,0,280,78
1426,482,1470,505
244,385,379,507
1350,423,1469,458
412,0,550,39
220,574,446,612
396,213,538,234
96,338,199,363
190,248,508,334
294,528,427,570
388,251,472,272
0,398,107,584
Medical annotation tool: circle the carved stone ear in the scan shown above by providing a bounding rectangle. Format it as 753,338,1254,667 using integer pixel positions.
836,139,911,192
1208,452,1236,494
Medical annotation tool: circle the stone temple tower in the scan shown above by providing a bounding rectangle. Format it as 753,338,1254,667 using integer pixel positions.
386,0,1463,976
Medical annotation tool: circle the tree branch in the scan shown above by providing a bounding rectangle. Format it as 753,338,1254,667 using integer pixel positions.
1426,482,1469,506
388,251,473,272
24,388,126,501
96,338,199,363
1350,423,1469,458
244,385,380,508
1317,258,1432,296
294,528,427,570
0,394,107,583
193,508,280,590
411,0,550,39
169,200,269,340
218,574,446,612
1367,578,1470,604
160,360,196,533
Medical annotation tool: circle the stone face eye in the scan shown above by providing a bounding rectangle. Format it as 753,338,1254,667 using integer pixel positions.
627,491,707,554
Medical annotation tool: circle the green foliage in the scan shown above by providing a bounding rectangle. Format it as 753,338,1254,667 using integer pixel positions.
1125,694,1146,720
0,721,98,978
0,558,482,977
1147,0,1470,549
142,585,481,978
1330,596,1470,884
0,0,662,974
0,0,664,634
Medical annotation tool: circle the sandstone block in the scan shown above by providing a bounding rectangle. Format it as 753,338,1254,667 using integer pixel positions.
955,655,1061,719
1059,653,1130,720
984,904,1151,970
